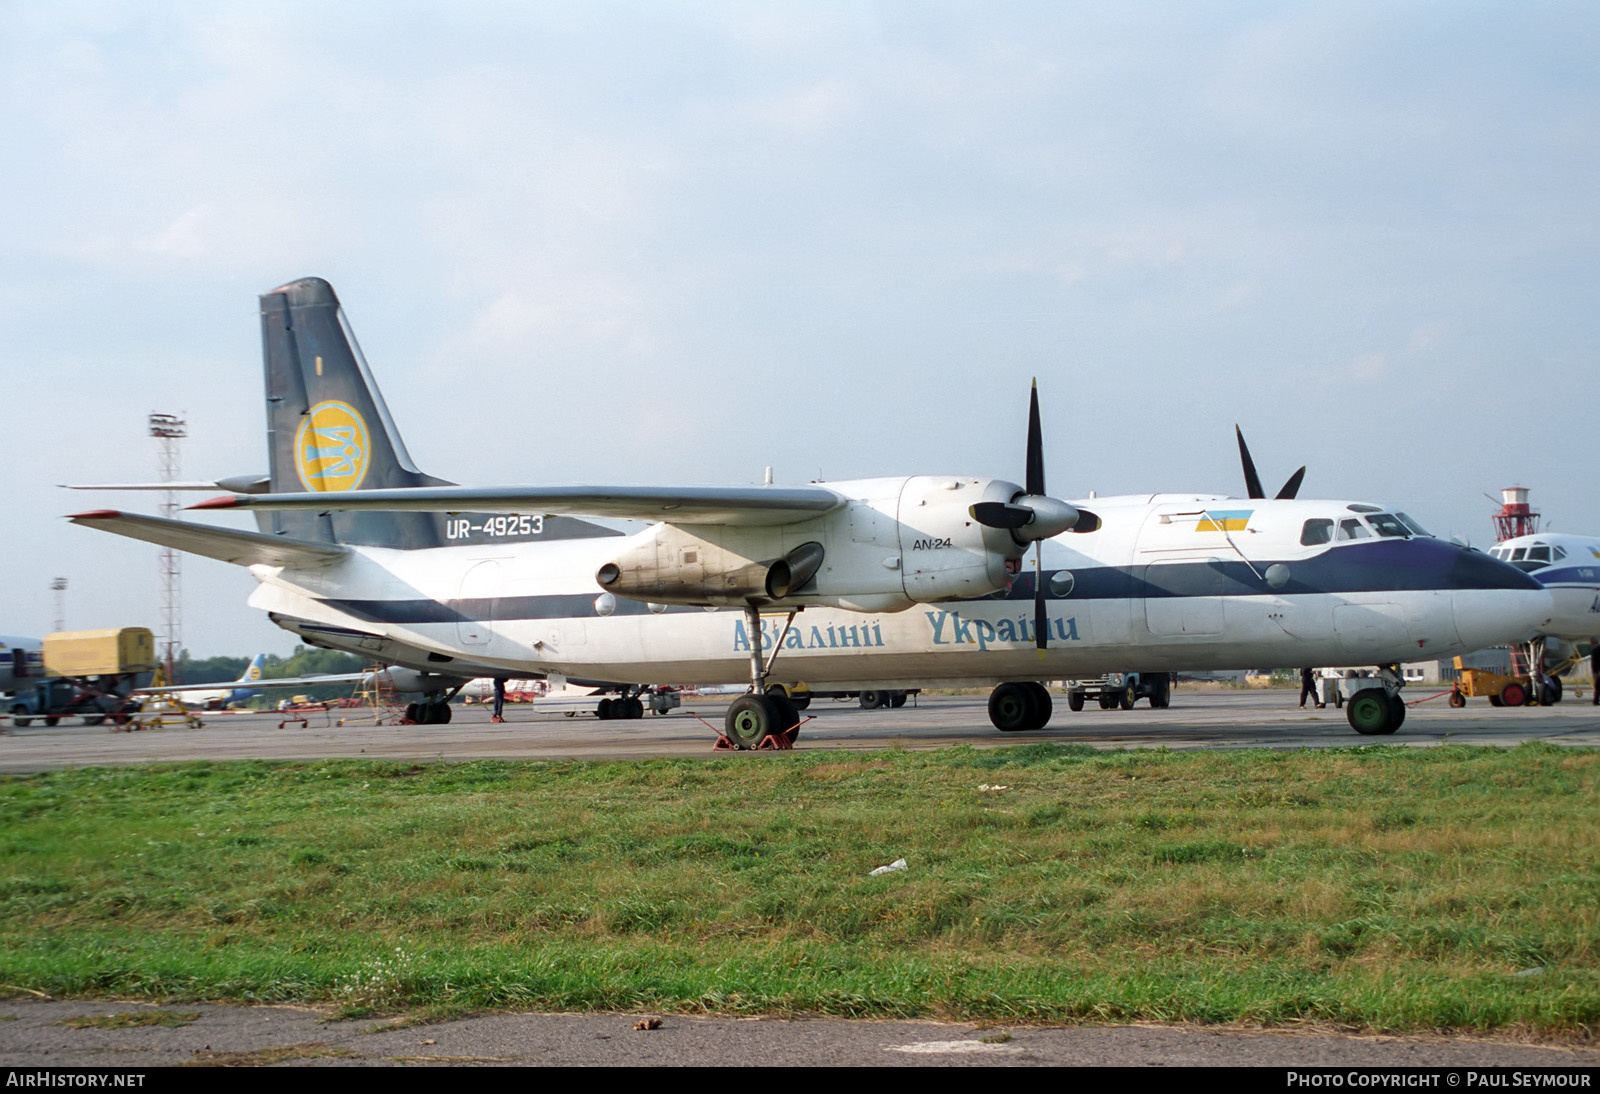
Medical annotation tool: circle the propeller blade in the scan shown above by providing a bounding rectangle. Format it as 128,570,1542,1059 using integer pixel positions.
1026,380,1045,497
1035,545,1048,650
1276,467,1306,501
970,501,1033,530
1235,425,1265,500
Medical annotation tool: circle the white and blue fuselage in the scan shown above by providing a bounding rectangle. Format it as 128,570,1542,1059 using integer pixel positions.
244,488,1551,689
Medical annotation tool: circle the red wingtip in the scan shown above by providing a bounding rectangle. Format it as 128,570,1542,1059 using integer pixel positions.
69,509,123,520
188,494,242,510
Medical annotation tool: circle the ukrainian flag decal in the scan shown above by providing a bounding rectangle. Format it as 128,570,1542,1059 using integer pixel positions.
1197,510,1253,533
294,401,370,492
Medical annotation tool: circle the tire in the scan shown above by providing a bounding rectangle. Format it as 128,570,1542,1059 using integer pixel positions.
1347,689,1394,735
1386,692,1406,732
1023,682,1053,729
84,716,106,726
438,702,453,725
12,716,30,728
768,693,799,738
725,694,777,749
43,716,59,727
597,698,613,720
1488,693,1504,708
859,690,884,710
889,692,907,709
1149,675,1171,710
1118,684,1136,711
626,697,644,720
1097,691,1116,710
1542,676,1562,705
1067,689,1085,712
791,694,812,711
1500,682,1527,708
403,703,419,723
987,682,1037,732
1448,691,1466,708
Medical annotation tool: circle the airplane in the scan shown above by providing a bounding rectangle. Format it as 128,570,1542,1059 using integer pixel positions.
1484,531,1600,696
66,277,1554,744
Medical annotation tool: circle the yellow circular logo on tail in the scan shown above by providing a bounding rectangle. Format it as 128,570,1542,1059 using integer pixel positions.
294,401,370,491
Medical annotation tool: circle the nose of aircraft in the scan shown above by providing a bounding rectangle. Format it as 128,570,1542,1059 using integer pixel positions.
1452,586,1554,651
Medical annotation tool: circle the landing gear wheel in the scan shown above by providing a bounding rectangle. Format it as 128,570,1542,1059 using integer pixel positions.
1500,682,1527,708
987,682,1037,732
725,695,778,749
1067,689,1085,712
403,702,419,724
627,697,645,719
1542,676,1562,705
1149,675,1171,709
1347,688,1401,735
597,698,613,720
791,694,812,711
1023,682,1053,729
767,693,799,741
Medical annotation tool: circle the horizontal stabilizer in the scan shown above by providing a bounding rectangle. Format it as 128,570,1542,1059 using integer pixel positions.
62,475,271,494
69,510,349,568
192,484,847,526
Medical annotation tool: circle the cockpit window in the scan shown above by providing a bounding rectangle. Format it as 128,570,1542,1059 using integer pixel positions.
1510,547,1526,561
1337,518,1371,541
1554,546,1568,561
1366,513,1412,538
1395,513,1431,537
1300,519,1333,546
1528,545,1550,562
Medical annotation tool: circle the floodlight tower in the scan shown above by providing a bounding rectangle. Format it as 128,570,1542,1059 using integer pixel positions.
149,412,186,682
50,577,67,633
1490,486,1540,543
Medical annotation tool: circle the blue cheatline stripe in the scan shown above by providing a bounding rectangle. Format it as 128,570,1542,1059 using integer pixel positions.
306,539,1537,629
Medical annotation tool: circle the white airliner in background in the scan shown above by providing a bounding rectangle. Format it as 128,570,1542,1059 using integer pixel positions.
1485,532,1600,686
135,653,268,709
68,278,1553,743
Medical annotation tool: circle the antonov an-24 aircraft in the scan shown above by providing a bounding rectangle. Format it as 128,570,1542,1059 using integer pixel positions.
69,278,1552,745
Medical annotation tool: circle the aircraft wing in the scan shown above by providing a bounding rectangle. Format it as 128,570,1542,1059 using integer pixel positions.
190,484,847,526
69,511,349,567
135,672,372,695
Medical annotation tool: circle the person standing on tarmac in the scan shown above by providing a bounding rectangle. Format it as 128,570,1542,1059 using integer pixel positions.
1299,666,1325,708
1591,645,1599,706
492,677,507,723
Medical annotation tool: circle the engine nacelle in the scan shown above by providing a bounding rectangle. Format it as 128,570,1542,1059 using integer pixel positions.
597,529,826,608
895,476,1024,602
592,476,1030,611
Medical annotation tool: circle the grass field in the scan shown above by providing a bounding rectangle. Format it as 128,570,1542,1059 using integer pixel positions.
0,743,1595,1035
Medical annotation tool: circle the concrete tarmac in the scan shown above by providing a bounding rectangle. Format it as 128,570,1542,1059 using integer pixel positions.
0,687,1595,772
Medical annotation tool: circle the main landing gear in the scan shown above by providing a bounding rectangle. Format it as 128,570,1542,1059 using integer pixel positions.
718,607,805,750
1345,665,1406,736
987,681,1053,732
596,688,646,720
404,697,453,725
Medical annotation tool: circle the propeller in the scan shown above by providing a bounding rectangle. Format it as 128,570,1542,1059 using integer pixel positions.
1234,425,1305,500
969,381,1098,649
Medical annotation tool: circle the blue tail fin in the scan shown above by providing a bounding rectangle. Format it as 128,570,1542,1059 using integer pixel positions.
258,277,616,549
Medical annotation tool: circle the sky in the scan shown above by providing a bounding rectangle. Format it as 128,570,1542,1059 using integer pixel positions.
3,1,1598,656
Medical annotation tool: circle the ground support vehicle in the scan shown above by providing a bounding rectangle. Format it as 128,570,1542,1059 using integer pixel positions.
1448,656,1559,708
6,629,155,728
1064,672,1172,711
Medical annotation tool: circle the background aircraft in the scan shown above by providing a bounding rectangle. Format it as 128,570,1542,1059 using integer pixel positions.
70,278,1552,744
134,653,268,709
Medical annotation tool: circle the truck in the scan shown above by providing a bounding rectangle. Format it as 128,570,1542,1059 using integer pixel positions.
1063,672,1173,711
6,628,155,727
